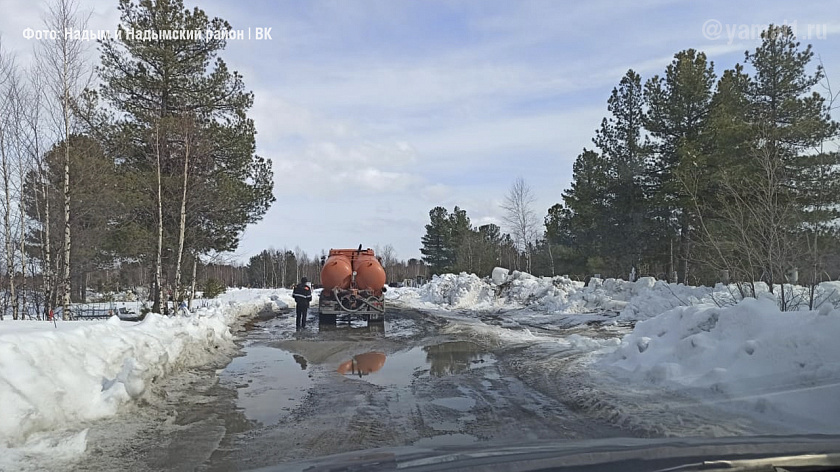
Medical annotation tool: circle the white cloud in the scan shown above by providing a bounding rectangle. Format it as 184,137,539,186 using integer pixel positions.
5,0,840,264
420,183,452,202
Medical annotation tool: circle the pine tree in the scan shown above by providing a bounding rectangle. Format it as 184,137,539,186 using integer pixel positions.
420,207,452,275
96,0,274,311
644,49,716,282
559,148,610,268
23,135,120,303
742,25,839,290
448,206,473,273
592,70,655,274
745,25,835,161
688,25,839,297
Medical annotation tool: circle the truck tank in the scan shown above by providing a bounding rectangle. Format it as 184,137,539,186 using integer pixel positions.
320,252,352,291
353,252,386,296
319,247,387,323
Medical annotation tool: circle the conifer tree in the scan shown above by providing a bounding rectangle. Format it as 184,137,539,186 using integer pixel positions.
558,149,610,271
97,0,274,311
592,69,654,273
420,206,452,275
644,49,716,282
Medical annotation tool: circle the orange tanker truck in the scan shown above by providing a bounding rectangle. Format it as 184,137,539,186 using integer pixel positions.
318,246,387,323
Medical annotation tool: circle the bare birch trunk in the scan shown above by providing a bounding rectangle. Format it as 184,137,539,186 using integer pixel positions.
153,125,163,314
61,79,71,319
280,248,287,287
547,242,555,276
173,119,190,302
0,125,15,320
18,157,27,319
188,255,197,309
59,6,73,320
32,165,45,317
43,163,53,317
28,90,52,319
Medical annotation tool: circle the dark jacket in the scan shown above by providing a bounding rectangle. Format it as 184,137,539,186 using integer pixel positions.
293,283,312,306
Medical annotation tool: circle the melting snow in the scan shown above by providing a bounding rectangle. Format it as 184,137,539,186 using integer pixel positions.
0,288,288,468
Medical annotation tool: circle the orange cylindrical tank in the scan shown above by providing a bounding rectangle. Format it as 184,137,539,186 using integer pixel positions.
354,252,386,296
320,253,352,291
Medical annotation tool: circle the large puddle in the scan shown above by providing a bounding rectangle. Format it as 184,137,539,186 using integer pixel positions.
222,314,496,428
220,344,314,425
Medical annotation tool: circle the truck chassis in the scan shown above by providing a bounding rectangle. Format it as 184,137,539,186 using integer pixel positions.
318,288,385,323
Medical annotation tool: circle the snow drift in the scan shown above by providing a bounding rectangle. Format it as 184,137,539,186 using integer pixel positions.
389,269,840,433
602,297,840,432
389,270,713,320
0,289,287,455
391,270,840,320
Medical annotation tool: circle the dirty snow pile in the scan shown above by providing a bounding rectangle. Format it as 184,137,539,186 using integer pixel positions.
0,288,287,466
390,270,840,322
388,269,840,432
601,297,840,432
388,270,712,320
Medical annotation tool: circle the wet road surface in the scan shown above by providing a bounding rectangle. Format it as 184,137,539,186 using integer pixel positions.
74,305,635,471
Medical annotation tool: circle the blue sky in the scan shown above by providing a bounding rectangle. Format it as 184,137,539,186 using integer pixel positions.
2,0,840,263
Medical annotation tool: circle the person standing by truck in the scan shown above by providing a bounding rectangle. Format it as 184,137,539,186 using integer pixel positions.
293,277,312,329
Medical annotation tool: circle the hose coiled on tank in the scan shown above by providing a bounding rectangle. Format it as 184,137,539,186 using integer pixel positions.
333,288,385,313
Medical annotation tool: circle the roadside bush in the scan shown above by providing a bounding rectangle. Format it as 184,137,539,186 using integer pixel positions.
202,278,226,299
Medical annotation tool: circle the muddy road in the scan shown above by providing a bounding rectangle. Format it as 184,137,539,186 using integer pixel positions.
74,305,634,471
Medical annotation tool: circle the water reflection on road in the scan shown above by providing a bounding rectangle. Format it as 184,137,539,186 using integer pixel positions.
220,311,497,437
424,341,494,377
221,345,313,425
337,352,386,377
337,341,495,387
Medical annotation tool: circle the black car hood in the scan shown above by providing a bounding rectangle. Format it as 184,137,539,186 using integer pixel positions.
251,435,840,472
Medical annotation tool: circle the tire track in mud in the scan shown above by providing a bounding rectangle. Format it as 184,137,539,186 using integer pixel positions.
459,320,767,438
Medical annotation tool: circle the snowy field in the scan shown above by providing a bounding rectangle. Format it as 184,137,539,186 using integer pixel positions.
0,288,292,470
2,272,839,468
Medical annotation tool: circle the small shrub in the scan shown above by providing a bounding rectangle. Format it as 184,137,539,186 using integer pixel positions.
202,278,226,299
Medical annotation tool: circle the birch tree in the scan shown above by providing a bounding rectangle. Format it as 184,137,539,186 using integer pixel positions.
0,47,16,319
21,68,54,318
172,115,194,302
38,0,92,318
501,177,538,274
153,124,163,313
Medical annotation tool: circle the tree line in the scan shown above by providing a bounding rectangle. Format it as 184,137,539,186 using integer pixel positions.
0,0,274,319
422,25,840,293
244,244,430,289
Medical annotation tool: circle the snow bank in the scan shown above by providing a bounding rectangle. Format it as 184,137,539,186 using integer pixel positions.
387,269,840,433
417,273,497,309
0,288,282,460
388,270,712,321
391,269,839,323
602,298,840,432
